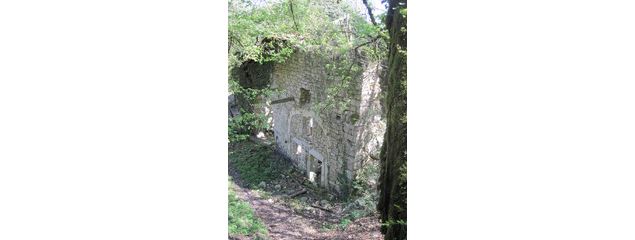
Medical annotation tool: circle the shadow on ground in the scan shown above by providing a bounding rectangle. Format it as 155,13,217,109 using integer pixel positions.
228,140,382,240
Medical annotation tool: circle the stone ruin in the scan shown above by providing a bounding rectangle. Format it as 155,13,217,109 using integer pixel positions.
234,50,385,195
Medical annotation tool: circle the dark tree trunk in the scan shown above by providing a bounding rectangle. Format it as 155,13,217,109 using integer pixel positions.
377,0,407,239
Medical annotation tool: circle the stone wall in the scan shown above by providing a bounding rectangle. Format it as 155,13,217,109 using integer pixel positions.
267,51,385,195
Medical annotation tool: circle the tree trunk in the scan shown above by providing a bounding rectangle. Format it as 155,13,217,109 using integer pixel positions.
377,0,407,239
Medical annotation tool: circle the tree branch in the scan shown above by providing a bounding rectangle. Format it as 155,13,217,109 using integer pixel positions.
289,0,300,32
362,0,378,26
354,36,380,57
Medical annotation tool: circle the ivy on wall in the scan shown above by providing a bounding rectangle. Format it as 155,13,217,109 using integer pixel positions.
228,0,387,142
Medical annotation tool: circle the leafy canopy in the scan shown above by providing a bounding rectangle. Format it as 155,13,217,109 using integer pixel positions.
229,0,384,69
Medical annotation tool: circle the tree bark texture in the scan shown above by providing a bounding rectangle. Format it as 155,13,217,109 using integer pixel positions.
377,0,407,239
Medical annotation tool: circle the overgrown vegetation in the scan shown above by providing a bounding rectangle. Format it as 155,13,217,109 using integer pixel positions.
229,139,386,238
228,65,277,142
334,160,381,226
228,0,387,141
229,0,384,66
228,111,271,142
228,177,268,239
228,1,406,239
228,141,286,186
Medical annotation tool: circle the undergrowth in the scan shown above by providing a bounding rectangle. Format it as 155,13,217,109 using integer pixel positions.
340,160,381,223
230,140,381,231
229,141,285,186
228,177,268,239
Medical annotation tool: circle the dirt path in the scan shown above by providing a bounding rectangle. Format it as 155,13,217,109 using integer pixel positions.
229,164,382,240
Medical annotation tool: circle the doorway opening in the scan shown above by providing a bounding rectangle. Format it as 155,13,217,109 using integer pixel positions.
307,155,322,186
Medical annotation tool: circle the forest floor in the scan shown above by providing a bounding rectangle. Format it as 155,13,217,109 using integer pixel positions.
228,140,382,240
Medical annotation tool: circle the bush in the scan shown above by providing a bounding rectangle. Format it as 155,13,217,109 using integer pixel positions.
228,111,270,142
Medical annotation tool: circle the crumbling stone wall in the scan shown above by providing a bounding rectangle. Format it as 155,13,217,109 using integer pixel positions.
268,51,385,195
233,60,273,112
233,60,275,136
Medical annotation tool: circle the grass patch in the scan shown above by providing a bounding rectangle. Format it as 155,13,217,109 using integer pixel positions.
229,141,284,186
338,218,352,230
228,177,268,238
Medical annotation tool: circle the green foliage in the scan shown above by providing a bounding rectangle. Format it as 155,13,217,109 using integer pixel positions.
229,0,383,65
228,111,270,142
229,0,300,66
320,222,337,232
313,57,363,114
399,8,407,18
228,141,281,186
380,219,407,227
338,218,352,230
227,0,394,237
229,78,279,100
341,161,380,220
228,75,279,143
228,177,268,238
230,0,388,116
